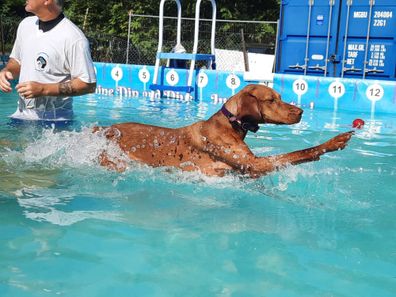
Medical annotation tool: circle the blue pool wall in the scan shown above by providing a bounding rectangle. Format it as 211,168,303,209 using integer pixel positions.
95,62,396,114
273,73,396,113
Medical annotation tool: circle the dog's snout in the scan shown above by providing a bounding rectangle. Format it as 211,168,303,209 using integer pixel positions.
291,106,303,116
286,105,303,124
296,107,303,116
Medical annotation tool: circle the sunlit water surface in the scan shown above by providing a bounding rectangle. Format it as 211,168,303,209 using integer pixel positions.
1,91,395,297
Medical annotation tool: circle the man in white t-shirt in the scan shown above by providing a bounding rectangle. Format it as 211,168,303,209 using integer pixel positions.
0,0,96,121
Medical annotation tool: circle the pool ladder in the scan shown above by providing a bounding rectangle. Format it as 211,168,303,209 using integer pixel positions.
149,0,217,95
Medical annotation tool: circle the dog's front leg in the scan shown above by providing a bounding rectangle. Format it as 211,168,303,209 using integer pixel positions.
203,142,274,177
248,131,354,176
204,132,352,177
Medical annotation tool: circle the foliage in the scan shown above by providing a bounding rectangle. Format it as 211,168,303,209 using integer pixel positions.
1,0,280,61
0,0,25,52
2,0,280,34
0,0,26,18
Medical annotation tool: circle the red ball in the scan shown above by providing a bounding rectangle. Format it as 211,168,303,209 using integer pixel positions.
352,118,365,129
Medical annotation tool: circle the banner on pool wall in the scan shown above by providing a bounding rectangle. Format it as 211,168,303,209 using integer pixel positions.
93,62,259,105
93,62,396,114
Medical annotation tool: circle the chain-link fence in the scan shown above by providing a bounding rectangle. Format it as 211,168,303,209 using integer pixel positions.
1,13,277,69
91,13,278,68
120,14,278,70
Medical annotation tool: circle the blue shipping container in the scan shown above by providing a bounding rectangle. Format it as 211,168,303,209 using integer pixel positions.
276,0,396,80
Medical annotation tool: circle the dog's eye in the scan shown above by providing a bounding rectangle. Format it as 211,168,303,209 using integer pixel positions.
267,98,276,103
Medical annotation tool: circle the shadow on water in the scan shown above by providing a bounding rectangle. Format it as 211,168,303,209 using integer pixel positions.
8,118,76,131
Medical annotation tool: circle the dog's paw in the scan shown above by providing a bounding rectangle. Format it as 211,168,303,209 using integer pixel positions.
322,131,354,152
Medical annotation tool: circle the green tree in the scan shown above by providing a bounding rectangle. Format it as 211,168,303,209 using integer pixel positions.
0,0,26,18
2,0,281,62
1,0,25,53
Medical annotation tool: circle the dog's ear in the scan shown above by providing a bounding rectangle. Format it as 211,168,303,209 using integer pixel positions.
237,91,262,123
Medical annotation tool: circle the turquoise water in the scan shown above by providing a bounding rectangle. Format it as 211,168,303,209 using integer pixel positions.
1,91,395,297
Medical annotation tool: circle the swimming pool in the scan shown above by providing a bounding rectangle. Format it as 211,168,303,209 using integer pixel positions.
1,91,395,296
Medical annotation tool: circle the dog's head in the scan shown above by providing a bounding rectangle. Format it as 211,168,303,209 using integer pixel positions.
232,84,303,125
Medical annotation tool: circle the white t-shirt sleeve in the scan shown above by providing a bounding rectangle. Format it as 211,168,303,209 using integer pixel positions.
9,22,23,64
68,38,96,83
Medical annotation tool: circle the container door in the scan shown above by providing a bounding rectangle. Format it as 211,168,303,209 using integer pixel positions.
276,0,340,77
337,0,396,80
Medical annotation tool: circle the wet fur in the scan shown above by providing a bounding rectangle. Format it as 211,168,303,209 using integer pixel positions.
94,84,353,177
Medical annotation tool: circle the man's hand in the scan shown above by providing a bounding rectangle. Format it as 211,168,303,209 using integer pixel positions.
0,58,21,93
15,81,45,99
0,70,14,93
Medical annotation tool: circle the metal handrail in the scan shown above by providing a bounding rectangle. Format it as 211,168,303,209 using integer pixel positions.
191,0,217,55
188,0,217,87
157,0,182,53
153,0,182,84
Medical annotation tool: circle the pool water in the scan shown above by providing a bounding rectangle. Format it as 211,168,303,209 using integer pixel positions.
1,91,395,297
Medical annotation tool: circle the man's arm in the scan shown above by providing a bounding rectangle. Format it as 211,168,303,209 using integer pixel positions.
15,78,96,98
0,58,21,93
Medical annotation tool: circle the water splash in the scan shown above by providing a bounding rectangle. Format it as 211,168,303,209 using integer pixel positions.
1,125,129,169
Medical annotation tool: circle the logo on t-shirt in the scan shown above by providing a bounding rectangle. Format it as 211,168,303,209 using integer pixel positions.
35,52,49,71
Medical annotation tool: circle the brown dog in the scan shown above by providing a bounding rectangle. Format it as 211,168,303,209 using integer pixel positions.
94,84,353,177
